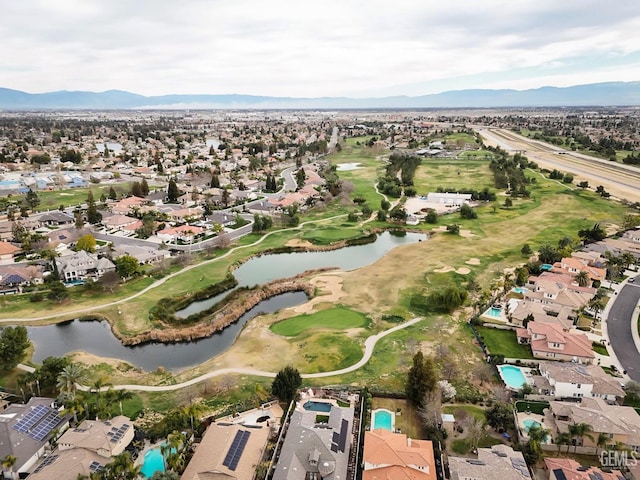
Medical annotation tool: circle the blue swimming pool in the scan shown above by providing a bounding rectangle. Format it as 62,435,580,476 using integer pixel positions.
513,287,528,294
303,401,332,412
141,445,166,478
372,409,393,431
523,419,541,431
498,365,528,390
484,307,502,318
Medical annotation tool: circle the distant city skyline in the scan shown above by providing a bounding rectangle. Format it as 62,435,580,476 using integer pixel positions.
2,0,639,98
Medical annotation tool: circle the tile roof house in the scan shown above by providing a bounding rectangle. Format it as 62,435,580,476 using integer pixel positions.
551,257,607,283
0,241,21,263
509,300,575,330
156,224,205,243
102,214,139,231
110,196,147,215
0,397,70,479
545,458,625,480
448,444,531,480
272,400,354,480
547,398,640,453
516,321,595,364
38,211,74,226
0,264,44,294
524,274,596,312
537,361,624,401
363,429,436,480
113,244,170,265
180,422,271,480
55,250,116,282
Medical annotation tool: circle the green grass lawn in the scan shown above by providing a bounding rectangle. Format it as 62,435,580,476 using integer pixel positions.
591,342,609,356
515,400,549,415
270,307,370,337
443,404,487,424
451,435,503,454
14,183,134,212
475,326,534,359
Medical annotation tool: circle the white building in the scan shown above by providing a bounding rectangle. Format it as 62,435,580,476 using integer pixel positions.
425,192,472,206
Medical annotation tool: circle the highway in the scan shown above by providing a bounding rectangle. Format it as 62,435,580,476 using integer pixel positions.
477,127,640,201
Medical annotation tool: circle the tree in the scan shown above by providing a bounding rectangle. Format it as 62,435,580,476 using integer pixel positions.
108,186,117,200
183,402,206,432
131,181,143,198
76,234,96,253
446,224,460,234
115,255,139,279
405,351,437,409
573,422,594,452
2,454,17,480
538,244,560,264
210,174,220,188
150,471,180,480
574,270,590,287
167,178,180,203
425,209,438,224
25,188,40,209
141,178,150,196
56,363,86,399
97,270,121,293
485,402,514,432
521,243,532,256
577,180,589,189
86,190,102,224
466,417,486,452
0,326,30,371
473,362,494,386
555,431,572,455
460,203,477,219
271,366,302,404
295,168,306,188
596,432,610,456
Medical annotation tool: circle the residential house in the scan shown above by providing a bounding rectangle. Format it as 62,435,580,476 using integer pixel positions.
535,361,624,401
363,429,436,480
113,245,170,265
38,211,74,227
0,241,21,263
523,273,595,316
102,214,139,232
180,422,271,480
0,397,70,479
0,264,44,294
48,229,86,251
156,225,205,244
545,458,624,480
516,321,595,364
207,211,235,228
169,207,204,223
109,196,147,215
509,300,575,330
272,400,354,480
55,250,116,282
546,398,640,453
448,444,531,480
552,257,607,284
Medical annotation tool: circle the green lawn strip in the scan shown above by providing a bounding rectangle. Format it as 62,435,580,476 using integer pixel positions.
475,326,534,359
443,404,487,424
15,183,134,212
591,342,609,356
270,307,370,337
370,398,422,439
451,435,503,454
514,400,549,415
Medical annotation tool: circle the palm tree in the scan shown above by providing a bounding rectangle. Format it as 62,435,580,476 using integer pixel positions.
166,431,186,472
62,393,86,425
574,270,590,287
109,388,133,416
91,377,112,416
2,454,17,480
554,431,572,456
568,423,580,452
183,402,206,433
56,363,86,399
596,432,610,456
527,425,550,457
106,452,140,480
574,423,594,453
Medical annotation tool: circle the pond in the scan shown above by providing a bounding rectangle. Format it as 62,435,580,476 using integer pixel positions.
27,291,308,372
27,231,426,371
176,231,424,318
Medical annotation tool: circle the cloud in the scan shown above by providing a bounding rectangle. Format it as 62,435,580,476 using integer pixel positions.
1,0,638,97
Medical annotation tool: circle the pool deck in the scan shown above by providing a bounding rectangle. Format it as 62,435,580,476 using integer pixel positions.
498,365,534,390
371,408,396,432
516,412,552,444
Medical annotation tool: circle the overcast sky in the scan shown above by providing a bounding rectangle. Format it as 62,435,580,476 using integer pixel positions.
2,0,639,98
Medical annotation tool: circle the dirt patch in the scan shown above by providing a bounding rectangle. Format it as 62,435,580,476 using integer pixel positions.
466,258,481,265
293,273,346,314
286,238,315,248
432,225,476,238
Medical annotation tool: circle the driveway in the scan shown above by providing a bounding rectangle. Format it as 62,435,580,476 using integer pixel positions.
607,277,640,382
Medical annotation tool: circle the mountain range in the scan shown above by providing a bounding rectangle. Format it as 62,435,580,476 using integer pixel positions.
1,82,639,109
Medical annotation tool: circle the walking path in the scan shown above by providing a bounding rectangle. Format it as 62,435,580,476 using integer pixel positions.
0,214,347,323
77,317,423,392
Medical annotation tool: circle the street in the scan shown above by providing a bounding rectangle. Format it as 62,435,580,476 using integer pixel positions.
607,277,640,382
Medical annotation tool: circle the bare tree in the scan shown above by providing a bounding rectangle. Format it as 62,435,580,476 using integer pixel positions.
491,385,513,404
418,389,442,432
473,362,495,386
466,417,486,452
216,232,232,249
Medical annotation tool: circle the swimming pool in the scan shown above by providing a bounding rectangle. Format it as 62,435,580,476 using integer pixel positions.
513,287,528,294
371,409,394,431
483,306,502,318
303,401,332,412
498,365,528,390
522,419,541,432
140,445,166,478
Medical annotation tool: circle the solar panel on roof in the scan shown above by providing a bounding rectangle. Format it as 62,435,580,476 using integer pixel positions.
33,454,58,473
222,430,251,471
12,404,49,434
553,469,567,480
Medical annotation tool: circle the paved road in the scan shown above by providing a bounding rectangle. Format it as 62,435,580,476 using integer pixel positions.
78,317,423,392
607,276,640,382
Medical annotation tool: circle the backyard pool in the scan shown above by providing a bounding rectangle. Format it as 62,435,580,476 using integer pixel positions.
513,287,528,294
498,365,528,390
140,445,166,478
483,306,502,318
522,419,541,432
303,401,333,413
371,409,394,431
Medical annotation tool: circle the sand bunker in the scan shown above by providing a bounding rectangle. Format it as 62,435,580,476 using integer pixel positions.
455,267,471,275
285,238,315,248
466,258,481,265
293,273,346,314
434,266,455,273
432,225,476,238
